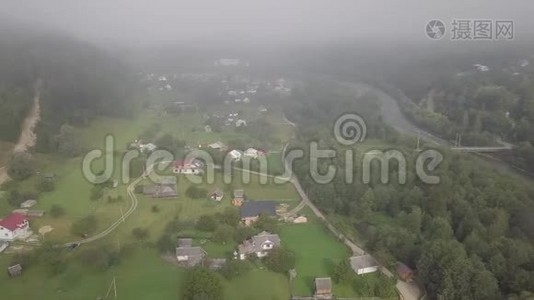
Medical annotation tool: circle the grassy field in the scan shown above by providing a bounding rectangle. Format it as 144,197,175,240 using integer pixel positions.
280,220,353,296
0,246,186,300
0,98,326,300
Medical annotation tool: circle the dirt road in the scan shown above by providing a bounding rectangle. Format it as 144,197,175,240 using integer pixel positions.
0,81,41,185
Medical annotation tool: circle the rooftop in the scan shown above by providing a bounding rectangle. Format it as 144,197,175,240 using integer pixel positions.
0,214,28,231
240,201,277,218
349,255,378,271
315,277,332,293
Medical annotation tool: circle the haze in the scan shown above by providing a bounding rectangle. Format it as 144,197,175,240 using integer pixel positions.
3,0,534,47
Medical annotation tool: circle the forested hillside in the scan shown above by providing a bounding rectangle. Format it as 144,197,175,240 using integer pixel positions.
285,81,534,299
0,19,139,153
379,48,534,172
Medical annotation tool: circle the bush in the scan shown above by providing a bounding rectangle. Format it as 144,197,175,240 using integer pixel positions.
263,247,296,273
196,215,217,232
78,246,121,271
234,226,258,243
132,227,149,240
49,204,65,218
151,205,160,213
183,267,223,300
71,215,97,236
185,185,207,199
157,234,174,253
37,178,55,192
7,152,34,181
89,186,104,201
212,225,235,244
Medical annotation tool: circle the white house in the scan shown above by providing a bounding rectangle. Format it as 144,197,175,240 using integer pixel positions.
0,214,30,241
349,255,379,275
474,64,490,72
237,231,281,260
244,148,261,159
172,159,203,175
208,141,227,151
243,97,250,103
228,149,243,161
235,119,247,127
139,143,157,153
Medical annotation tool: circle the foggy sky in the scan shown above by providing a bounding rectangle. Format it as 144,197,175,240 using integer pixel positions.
2,0,534,47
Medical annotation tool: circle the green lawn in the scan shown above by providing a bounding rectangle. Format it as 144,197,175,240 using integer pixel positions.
0,101,304,299
0,246,186,300
224,268,290,300
280,221,352,296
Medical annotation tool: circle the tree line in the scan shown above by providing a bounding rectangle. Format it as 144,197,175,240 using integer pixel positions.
285,80,534,299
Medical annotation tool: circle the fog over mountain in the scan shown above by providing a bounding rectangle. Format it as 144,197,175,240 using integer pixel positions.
2,0,534,47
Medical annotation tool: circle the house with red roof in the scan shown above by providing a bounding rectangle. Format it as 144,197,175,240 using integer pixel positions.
172,159,203,175
0,213,30,241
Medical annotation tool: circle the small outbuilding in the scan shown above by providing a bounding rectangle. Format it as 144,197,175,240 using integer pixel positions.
314,277,333,299
7,264,22,278
397,262,414,282
349,254,379,275
20,200,37,209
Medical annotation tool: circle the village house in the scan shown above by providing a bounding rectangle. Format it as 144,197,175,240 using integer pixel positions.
237,231,281,260
0,213,30,241
176,238,206,267
235,119,247,127
139,142,157,153
143,179,178,198
349,254,379,275
232,189,245,206
314,277,333,299
244,148,266,159
210,188,224,201
244,148,259,159
172,159,203,175
208,141,228,152
228,149,243,161
240,200,277,225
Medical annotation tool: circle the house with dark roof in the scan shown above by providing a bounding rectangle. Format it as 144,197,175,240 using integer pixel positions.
349,254,379,275
143,183,178,198
237,231,281,260
0,213,30,241
176,238,206,267
314,277,333,299
240,200,277,225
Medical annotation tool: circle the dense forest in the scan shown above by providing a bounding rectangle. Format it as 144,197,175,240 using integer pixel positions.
0,19,139,154
284,81,534,299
